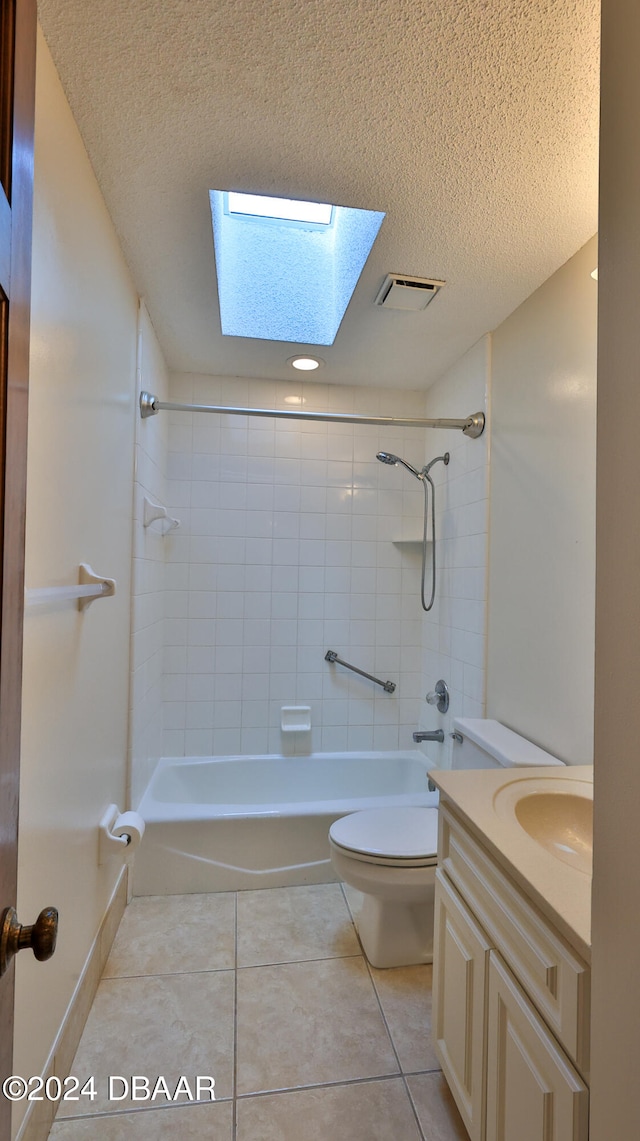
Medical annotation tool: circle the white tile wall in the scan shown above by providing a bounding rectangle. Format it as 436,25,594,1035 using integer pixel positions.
162,373,434,756
417,336,491,769
129,303,170,806
130,340,491,778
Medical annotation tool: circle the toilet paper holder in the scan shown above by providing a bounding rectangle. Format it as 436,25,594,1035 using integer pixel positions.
99,804,145,864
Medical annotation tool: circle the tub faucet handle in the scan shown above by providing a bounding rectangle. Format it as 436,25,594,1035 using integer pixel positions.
425,680,449,714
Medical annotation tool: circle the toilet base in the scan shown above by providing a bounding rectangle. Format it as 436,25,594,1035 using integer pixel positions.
356,887,435,969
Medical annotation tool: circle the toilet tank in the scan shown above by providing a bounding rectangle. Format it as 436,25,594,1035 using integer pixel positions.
452,718,564,769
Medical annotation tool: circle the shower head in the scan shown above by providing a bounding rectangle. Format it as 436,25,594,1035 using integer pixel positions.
424,452,450,476
376,451,423,480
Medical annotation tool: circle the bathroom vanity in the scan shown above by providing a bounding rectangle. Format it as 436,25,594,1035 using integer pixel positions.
430,766,593,1141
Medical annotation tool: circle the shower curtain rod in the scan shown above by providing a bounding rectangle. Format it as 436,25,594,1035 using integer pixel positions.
139,392,485,437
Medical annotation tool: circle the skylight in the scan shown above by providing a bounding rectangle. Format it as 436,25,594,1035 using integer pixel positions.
227,192,333,226
210,190,385,345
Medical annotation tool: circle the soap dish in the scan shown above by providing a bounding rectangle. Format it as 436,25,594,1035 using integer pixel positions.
281,706,311,732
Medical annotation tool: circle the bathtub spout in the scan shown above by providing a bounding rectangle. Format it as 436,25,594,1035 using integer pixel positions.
413,730,444,744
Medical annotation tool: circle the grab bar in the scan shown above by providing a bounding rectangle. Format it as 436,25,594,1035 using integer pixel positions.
324,650,396,694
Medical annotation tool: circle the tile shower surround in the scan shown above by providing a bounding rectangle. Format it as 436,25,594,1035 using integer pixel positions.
416,337,490,768
130,306,170,807
161,375,434,758
130,353,489,787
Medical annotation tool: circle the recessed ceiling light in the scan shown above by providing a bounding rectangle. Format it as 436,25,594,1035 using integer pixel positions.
288,355,324,371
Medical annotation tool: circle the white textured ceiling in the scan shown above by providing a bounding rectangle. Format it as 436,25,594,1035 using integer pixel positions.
37,0,599,389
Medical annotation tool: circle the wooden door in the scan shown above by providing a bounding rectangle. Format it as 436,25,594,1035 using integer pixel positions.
0,1,36,1135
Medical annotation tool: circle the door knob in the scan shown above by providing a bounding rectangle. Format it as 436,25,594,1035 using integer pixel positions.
0,906,58,977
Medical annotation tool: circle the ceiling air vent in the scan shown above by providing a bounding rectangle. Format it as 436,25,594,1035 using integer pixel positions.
375,273,445,311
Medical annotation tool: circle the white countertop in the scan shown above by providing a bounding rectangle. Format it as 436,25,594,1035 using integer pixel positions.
429,764,593,963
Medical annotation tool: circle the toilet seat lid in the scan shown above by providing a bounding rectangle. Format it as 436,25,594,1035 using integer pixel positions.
329,807,438,860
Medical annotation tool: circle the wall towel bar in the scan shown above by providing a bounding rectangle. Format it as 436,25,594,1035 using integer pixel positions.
25,564,117,611
324,650,396,693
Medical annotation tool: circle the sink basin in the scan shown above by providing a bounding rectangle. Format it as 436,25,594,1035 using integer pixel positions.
493,777,593,875
514,792,593,873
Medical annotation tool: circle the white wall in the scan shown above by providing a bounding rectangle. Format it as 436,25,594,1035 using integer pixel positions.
14,30,138,1132
590,1,640,1134
162,374,431,757
418,336,491,767
129,303,170,808
487,236,597,764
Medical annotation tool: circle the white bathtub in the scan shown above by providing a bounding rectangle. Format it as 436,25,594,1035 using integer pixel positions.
133,750,438,895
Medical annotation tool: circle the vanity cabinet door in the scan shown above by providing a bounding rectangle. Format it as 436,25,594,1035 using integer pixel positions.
433,869,492,1141
485,952,588,1141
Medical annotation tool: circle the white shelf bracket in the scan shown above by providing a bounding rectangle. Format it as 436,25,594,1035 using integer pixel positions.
143,496,180,532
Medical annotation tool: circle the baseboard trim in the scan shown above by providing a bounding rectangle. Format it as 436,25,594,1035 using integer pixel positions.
14,866,128,1141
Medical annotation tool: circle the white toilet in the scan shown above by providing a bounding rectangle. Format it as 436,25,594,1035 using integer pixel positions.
329,718,564,969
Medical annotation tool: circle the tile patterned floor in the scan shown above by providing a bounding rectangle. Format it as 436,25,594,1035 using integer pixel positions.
50,883,468,1140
